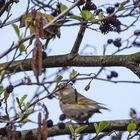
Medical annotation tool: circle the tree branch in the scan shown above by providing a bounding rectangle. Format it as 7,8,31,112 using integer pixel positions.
7,118,140,139
70,22,87,54
1,52,140,79
0,0,81,59
0,53,136,70
126,63,140,78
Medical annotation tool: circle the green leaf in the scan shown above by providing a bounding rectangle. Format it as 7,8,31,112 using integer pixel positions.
0,86,4,94
27,109,34,114
69,15,81,21
25,102,30,110
21,118,28,123
70,69,78,79
127,123,137,133
18,112,24,120
81,10,95,22
12,24,20,38
56,75,63,85
69,125,75,136
94,123,100,134
0,70,5,80
16,97,21,107
60,4,68,12
20,94,28,104
19,43,25,53
89,15,95,22
69,125,77,140
75,125,88,134
4,91,10,100
99,121,110,132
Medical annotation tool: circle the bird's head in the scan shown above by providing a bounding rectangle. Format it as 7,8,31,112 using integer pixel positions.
54,83,77,104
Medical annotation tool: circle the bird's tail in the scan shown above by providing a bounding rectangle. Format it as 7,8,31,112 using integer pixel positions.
100,105,110,111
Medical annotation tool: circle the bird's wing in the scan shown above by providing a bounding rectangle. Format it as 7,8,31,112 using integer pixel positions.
76,92,110,110
76,92,99,105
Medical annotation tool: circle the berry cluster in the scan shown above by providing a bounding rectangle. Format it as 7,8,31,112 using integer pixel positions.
46,114,66,129
107,38,122,48
100,15,121,34
107,71,118,79
106,7,115,14
82,1,97,11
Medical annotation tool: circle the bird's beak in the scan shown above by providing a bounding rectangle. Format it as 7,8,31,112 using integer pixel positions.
52,88,61,96
54,91,59,96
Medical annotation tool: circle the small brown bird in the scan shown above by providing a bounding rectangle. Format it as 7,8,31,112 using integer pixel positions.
56,83,109,123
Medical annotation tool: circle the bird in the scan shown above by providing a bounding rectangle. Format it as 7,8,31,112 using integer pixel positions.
0,0,5,10
55,83,109,123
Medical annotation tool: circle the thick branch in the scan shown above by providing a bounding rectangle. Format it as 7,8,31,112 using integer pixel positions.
1,52,140,78
127,63,140,78
0,54,135,71
7,118,140,139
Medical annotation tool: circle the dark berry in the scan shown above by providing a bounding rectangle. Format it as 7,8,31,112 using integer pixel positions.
115,3,119,7
47,119,53,127
113,38,122,48
111,71,118,78
132,41,140,47
134,30,140,36
83,2,97,10
6,85,14,93
58,122,65,129
48,95,54,100
106,7,115,14
59,114,66,121
51,10,59,17
71,79,76,83
99,23,112,34
107,39,113,44
107,75,112,79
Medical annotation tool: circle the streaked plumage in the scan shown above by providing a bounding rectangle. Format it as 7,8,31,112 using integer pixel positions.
56,83,109,123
